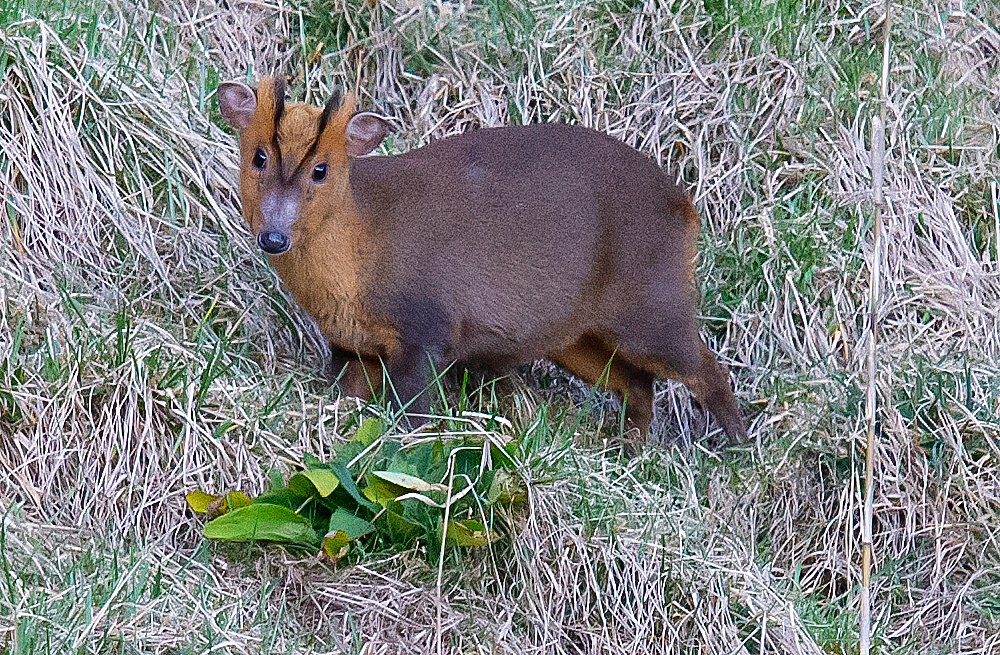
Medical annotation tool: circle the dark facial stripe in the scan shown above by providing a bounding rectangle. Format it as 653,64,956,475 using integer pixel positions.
290,89,342,180
272,76,286,180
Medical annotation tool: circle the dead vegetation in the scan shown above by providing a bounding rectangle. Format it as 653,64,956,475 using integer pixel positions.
1,0,999,653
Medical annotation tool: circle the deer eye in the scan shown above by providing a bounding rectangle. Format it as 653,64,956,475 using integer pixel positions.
252,147,267,169
312,163,327,183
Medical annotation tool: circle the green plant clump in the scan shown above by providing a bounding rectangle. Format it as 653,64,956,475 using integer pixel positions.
187,418,527,560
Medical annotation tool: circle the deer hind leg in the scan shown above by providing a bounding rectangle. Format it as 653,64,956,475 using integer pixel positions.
675,344,746,442
615,315,746,442
549,333,655,453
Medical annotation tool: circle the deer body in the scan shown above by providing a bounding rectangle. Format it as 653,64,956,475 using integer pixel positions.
219,77,746,444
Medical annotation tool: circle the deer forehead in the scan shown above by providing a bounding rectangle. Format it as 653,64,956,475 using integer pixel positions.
276,104,348,162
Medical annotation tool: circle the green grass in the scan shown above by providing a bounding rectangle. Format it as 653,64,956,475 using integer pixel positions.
0,512,320,654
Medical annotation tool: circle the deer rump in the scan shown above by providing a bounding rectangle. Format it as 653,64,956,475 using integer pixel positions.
220,79,746,445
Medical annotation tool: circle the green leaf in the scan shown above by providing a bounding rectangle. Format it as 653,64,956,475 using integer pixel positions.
444,519,492,547
254,487,305,511
332,440,366,466
203,504,318,545
487,469,527,504
328,507,375,540
321,531,351,559
380,504,424,544
372,471,436,492
303,452,326,469
320,508,375,561
186,490,216,513
388,440,441,479
187,490,252,517
364,471,441,505
330,461,378,511
363,481,390,504
288,469,340,498
225,491,252,509
267,468,284,491
353,417,382,446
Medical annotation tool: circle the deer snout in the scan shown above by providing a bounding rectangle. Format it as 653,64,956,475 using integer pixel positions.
258,191,298,255
258,230,290,254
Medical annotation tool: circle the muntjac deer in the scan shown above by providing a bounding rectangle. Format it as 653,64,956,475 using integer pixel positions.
218,76,746,447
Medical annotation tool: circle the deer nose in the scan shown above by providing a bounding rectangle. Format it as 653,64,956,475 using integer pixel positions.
257,230,290,254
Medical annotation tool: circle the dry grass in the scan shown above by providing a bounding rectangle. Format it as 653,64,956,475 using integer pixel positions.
1,0,1000,653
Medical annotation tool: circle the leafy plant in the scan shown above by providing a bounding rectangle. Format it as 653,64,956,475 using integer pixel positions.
187,417,527,561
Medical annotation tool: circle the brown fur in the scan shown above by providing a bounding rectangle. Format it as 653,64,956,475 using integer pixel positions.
218,76,747,445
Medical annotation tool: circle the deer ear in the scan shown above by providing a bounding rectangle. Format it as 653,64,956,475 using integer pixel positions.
217,82,257,130
345,112,393,157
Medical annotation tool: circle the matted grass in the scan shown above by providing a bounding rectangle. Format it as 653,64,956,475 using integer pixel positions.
1,0,999,653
